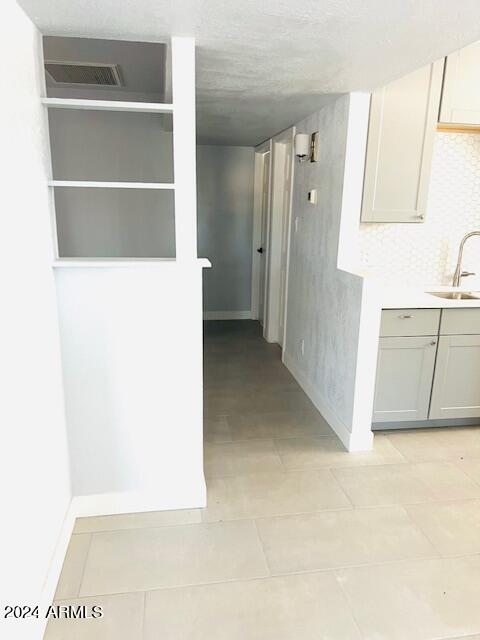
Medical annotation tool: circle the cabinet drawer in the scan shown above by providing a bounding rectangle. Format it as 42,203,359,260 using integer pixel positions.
380,309,440,337
440,308,480,335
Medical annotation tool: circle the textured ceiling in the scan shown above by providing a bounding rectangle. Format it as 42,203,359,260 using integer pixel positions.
18,0,480,146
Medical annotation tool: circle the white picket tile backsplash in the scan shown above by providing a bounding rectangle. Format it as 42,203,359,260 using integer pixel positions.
359,132,480,287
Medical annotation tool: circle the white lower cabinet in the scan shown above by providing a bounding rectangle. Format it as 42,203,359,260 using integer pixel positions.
429,334,480,419
373,336,438,422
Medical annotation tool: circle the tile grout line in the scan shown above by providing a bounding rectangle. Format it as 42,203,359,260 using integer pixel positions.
332,568,366,640
75,532,93,599
272,437,288,471
252,518,273,578
201,505,354,526
198,495,480,528
324,466,356,509
433,630,480,640
206,432,335,443
56,551,480,602
397,504,443,558
140,590,147,640
75,512,203,535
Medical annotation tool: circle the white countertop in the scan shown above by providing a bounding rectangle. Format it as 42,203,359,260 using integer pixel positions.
344,267,480,309
376,281,480,309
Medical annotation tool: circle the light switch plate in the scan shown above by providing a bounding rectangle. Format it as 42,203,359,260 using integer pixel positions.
307,189,317,204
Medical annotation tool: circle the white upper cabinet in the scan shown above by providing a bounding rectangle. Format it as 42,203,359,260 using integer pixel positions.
439,41,480,126
361,60,444,223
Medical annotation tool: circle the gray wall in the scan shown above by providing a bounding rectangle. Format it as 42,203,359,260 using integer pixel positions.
54,188,175,258
48,109,175,257
197,145,254,313
284,95,363,430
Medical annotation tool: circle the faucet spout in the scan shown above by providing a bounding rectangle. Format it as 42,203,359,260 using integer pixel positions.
452,231,480,287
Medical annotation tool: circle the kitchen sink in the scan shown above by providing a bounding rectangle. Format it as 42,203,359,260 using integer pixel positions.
428,291,480,300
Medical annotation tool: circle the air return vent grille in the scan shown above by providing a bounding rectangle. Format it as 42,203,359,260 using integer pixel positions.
45,61,123,86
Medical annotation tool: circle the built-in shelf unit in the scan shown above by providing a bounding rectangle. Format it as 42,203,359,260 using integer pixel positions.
43,36,196,262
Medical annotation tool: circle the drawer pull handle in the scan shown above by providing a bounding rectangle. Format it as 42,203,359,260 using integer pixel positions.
399,315,414,319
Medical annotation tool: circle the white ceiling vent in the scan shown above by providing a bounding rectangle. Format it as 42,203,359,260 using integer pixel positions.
45,61,123,87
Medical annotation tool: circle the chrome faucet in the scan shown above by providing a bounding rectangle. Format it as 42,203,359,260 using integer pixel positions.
452,231,480,287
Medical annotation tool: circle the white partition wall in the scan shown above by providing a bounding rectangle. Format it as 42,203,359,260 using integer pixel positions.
49,37,207,514
55,261,207,510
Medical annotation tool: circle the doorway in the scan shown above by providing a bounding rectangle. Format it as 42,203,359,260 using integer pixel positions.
252,128,294,348
258,150,270,325
251,142,271,326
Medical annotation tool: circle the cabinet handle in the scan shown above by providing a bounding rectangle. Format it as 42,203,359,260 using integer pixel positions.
399,315,414,319
430,341,437,346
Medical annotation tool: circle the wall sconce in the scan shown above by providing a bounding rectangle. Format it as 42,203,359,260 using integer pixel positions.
294,132,319,163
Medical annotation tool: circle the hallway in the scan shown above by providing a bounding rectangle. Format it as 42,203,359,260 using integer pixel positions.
203,320,404,478
45,321,480,639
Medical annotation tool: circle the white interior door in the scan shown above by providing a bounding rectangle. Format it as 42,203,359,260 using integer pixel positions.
258,151,270,326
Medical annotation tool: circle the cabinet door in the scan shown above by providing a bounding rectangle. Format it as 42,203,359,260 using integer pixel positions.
429,335,480,419
361,60,444,223
373,336,437,423
440,41,480,125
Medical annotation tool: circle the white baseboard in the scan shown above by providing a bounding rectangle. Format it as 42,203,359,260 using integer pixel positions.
283,350,373,452
203,310,252,320
71,482,207,518
37,499,77,638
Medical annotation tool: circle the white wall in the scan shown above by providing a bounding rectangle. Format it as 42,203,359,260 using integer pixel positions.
283,94,374,450
48,109,176,257
0,3,72,638
55,263,206,510
197,145,254,315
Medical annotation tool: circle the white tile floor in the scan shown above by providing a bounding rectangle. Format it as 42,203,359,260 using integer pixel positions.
45,321,480,639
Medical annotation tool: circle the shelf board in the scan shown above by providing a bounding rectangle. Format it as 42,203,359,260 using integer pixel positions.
42,98,173,113
49,180,175,190
52,258,212,269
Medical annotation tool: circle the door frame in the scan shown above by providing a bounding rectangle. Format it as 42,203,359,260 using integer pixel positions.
263,127,295,345
276,127,295,348
252,128,295,346
251,140,272,323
